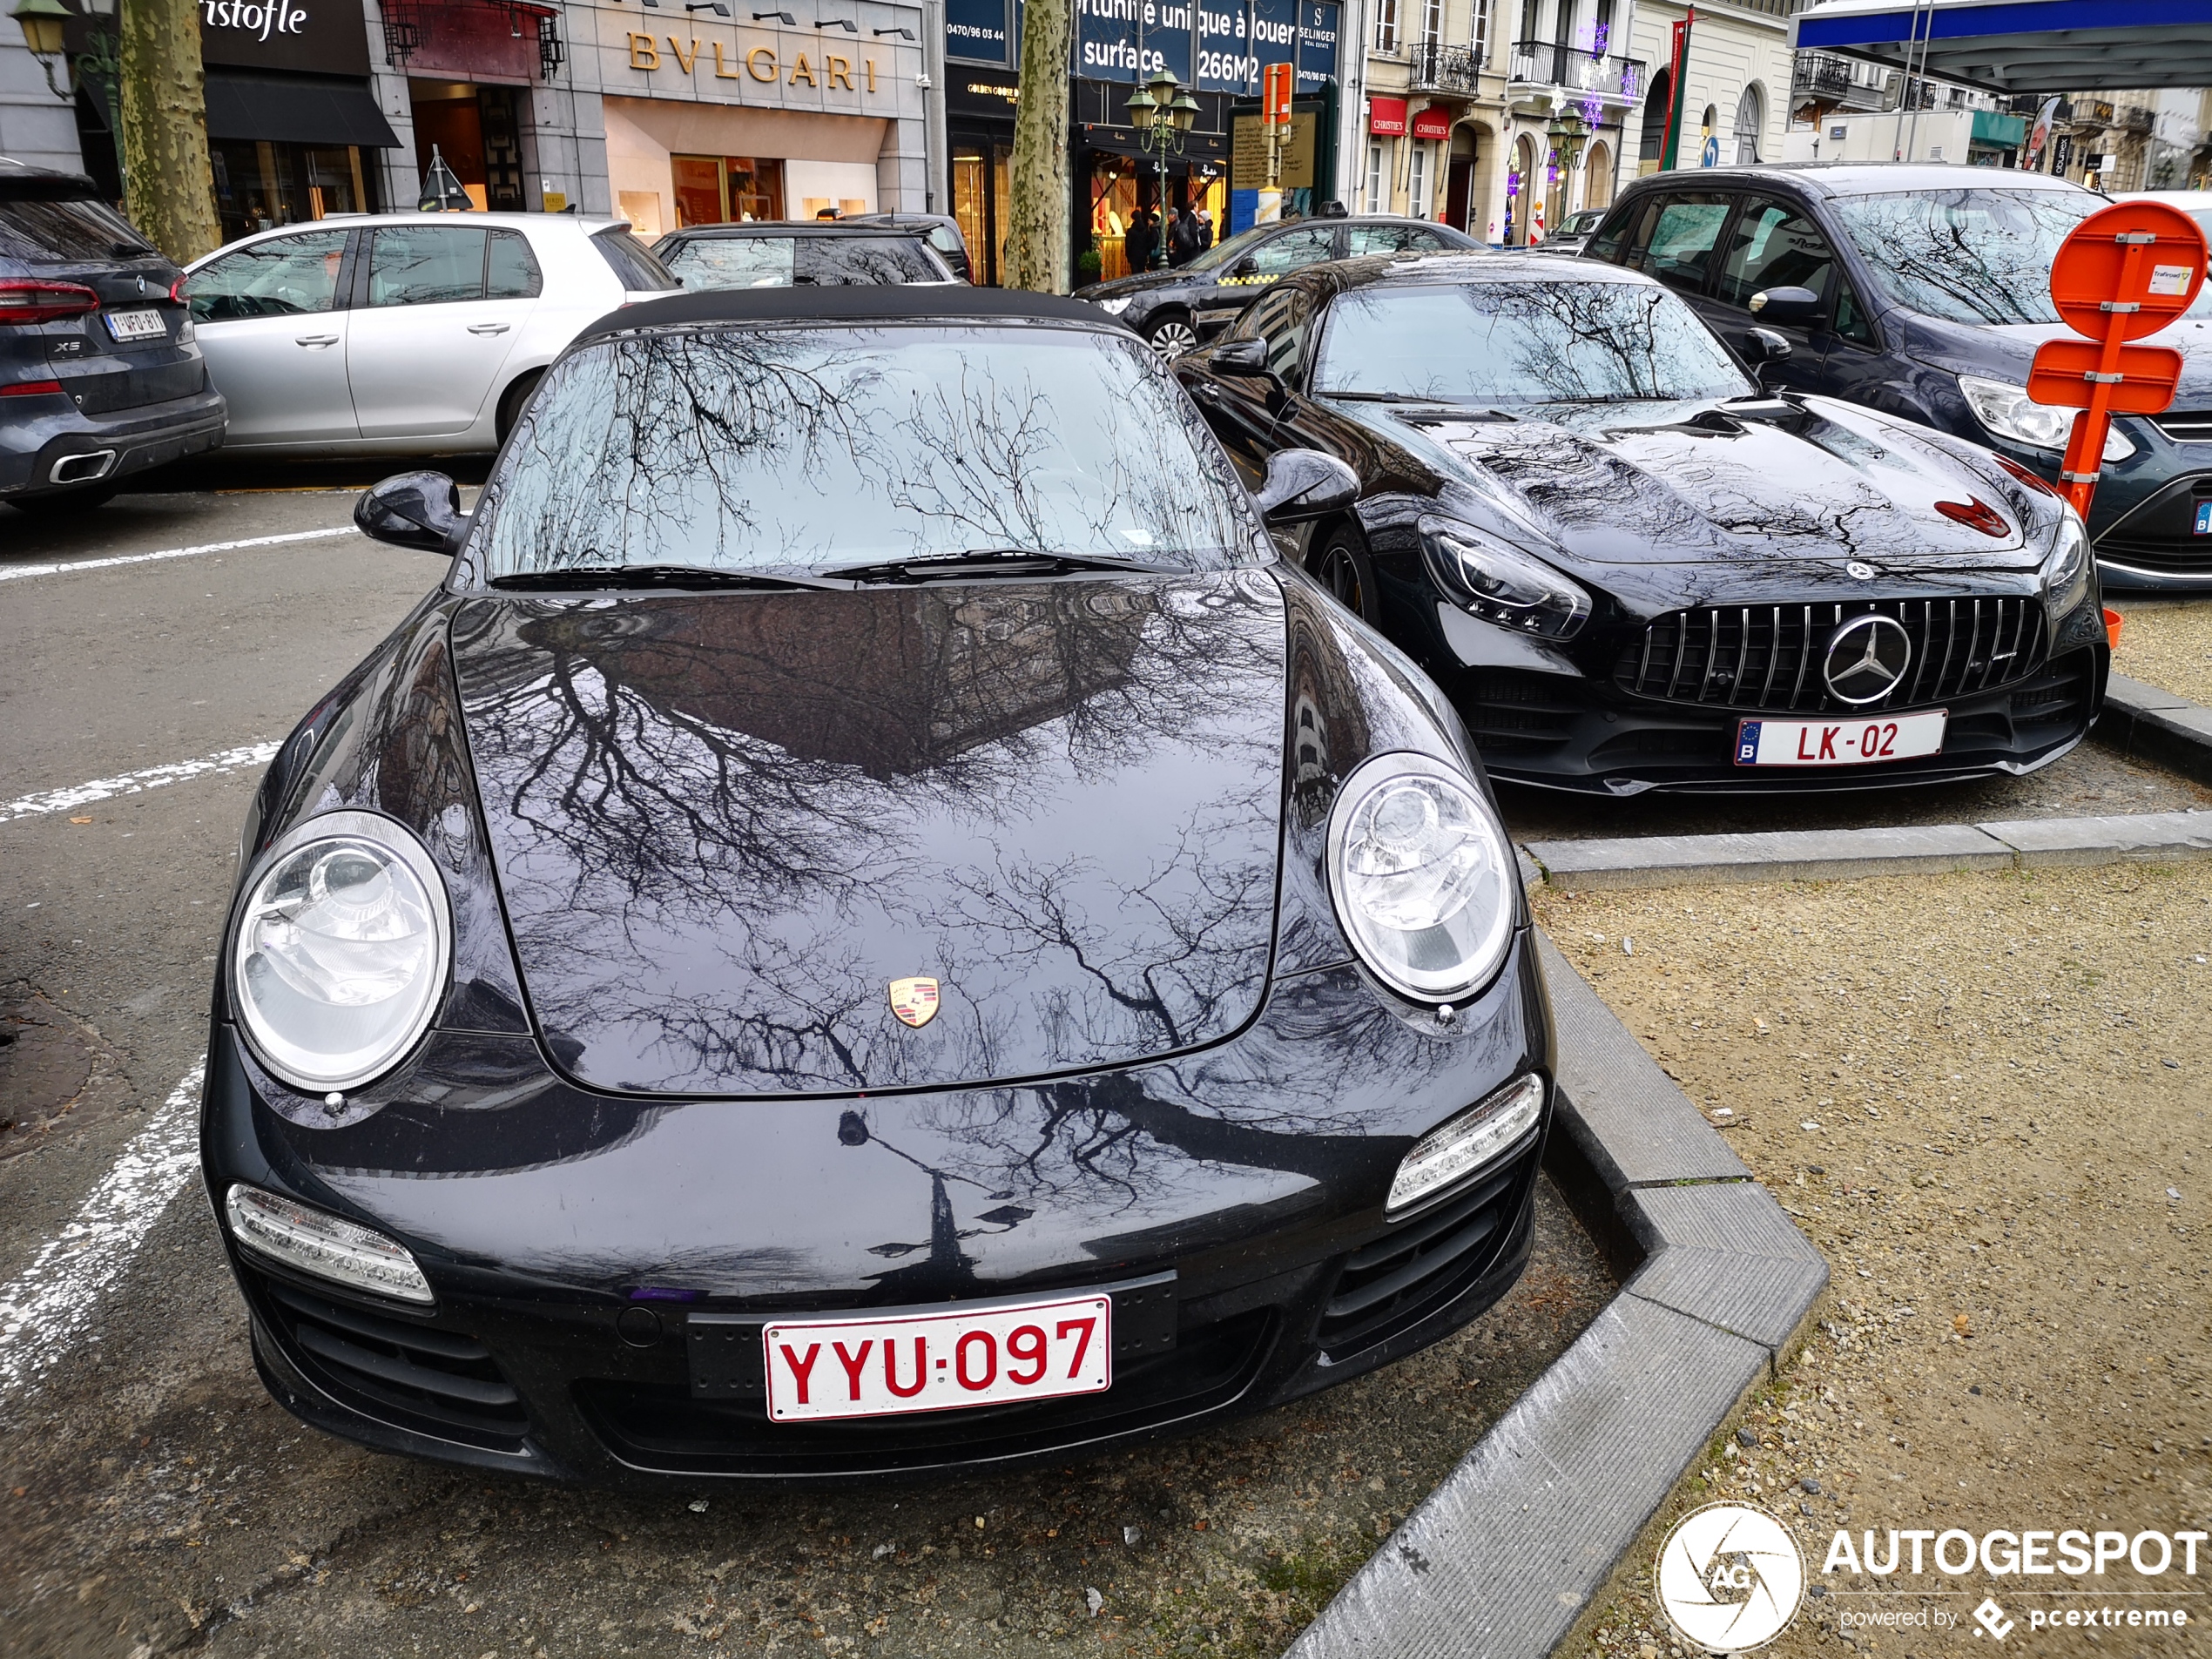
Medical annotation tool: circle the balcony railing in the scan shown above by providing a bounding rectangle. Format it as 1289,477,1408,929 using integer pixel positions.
2117,104,2155,134
1791,51,1850,99
1508,38,1642,102
1411,42,1484,94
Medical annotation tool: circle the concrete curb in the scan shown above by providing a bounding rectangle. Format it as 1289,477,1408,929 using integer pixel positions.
1283,934,1827,1659
1521,806,2212,891
2097,672,2212,789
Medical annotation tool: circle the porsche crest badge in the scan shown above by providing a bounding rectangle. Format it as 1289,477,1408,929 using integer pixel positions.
888,976,941,1028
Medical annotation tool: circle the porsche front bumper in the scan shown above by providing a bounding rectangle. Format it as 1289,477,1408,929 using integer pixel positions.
201,945,1553,1487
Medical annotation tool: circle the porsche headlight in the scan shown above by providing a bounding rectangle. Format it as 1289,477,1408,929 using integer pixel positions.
1093,294,1135,316
232,810,451,1092
1387,1074,1546,1217
225,1183,434,1304
1959,374,2134,462
1326,752,1515,1005
1418,516,1590,639
2041,509,2092,619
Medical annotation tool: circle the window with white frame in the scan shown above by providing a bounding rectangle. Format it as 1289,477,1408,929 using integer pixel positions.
1473,0,1493,64
1408,142,1433,219
1366,142,1388,212
1374,0,1399,53
1421,0,1443,47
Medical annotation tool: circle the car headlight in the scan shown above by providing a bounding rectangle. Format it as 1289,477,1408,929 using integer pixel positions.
1418,516,1590,639
225,1184,435,1304
1093,294,1135,316
1326,752,1516,1005
232,810,451,1093
1387,1073,1545,1217
1959,374,2133,462
2040,509,2092,619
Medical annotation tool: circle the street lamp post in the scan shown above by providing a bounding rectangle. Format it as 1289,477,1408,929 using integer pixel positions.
1126,69,1198,272
1544,109,1588,236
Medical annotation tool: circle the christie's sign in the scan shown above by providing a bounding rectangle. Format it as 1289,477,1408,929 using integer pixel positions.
198,0,371,75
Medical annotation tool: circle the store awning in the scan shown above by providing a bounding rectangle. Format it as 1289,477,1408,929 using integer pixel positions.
202,71,402,149
1791,0,2212,94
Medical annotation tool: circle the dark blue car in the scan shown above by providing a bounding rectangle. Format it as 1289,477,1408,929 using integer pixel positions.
1583,163,2212,590
1,159,225,514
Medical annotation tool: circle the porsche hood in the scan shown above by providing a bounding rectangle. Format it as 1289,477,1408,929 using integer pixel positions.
448,574,1290,1097
1361,395,2047,570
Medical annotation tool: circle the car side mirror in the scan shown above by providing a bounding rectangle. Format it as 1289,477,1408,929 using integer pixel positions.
1230,255,1258,279
1255,448,1359,525
1748,285,1821,327
355,469,463,554
1743,327,1792,365
1214,337,1271,376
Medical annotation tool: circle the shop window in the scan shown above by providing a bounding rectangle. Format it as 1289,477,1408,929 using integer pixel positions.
209,139,379,245
953,147,989,281
368,226,490,307
672,156,788,227
183,228,347,322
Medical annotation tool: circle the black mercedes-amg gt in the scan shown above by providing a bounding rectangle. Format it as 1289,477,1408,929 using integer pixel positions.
201,286,1555,1485
1174,253,2111,794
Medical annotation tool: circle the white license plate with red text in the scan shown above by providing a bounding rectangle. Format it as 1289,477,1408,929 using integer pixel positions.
1735,711,1946,767
764,1294,1111,1423
103,307,165,341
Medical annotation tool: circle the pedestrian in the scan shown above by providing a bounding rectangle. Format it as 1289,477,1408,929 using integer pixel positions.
1124,211,1153,273
1195,204,1214,249
1168,206,1200,267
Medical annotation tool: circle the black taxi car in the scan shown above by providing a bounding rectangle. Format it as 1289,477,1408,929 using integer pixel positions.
1075,213,1481,357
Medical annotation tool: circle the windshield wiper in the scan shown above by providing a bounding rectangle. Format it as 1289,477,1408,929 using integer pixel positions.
489,563,850,593
822,549,1174,584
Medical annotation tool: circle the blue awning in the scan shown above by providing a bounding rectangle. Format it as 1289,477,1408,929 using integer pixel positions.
1791,0,2212,94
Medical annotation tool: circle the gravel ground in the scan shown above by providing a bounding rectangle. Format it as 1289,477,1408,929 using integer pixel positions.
1498,742,2210,842
2110,598,2212,709
1532,866,2211,1657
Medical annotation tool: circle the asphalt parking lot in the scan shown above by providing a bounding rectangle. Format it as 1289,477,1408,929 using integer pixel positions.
0,477,1617,1659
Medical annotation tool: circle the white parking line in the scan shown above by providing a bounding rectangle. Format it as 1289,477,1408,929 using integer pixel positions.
2,741,280,824
0,1059,206,1398
0,524,356,584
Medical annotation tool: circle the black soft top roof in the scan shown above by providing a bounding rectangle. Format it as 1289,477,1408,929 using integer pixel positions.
574,284,1114,345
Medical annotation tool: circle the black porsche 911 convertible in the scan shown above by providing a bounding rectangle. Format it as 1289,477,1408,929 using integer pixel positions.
1174,253,2110,794
202,287,1555,1484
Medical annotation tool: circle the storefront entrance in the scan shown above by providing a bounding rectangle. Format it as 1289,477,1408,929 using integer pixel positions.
408,81,528,212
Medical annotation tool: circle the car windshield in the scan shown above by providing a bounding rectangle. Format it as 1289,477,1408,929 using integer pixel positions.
1312,280,1753,403
664,233,947,288
480,326,1251,578
1182,222,1278,274
1832,186,2212,324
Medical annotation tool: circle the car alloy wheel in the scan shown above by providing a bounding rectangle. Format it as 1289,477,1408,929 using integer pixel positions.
1309,528,1379,624
1146,317,1199,360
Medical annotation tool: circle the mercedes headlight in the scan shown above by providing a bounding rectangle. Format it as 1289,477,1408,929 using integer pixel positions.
2040,510,2092,620
232,810,451,1093
1326,752,1516,1005
1093,294,1135,316
1959,374,2134,462
1418,516,1590,639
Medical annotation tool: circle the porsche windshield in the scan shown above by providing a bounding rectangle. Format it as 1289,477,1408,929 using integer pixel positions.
479,326,1251,577
1312,280,1751,403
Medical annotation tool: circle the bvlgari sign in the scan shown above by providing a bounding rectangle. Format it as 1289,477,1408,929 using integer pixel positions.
198,0,371,77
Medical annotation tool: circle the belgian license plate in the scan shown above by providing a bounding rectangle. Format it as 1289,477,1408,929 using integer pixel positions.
763,1293,1111,1423
104,307,165,341
1735,710,1946,767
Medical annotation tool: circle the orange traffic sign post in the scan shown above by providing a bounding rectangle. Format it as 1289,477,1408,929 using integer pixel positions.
2033,200,2208,519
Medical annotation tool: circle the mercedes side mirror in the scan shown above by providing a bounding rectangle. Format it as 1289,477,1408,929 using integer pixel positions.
1255,448,1359,525
1743,327,1792,390
1748,285,1821,327
1214,338,1271,376
355,470,464,554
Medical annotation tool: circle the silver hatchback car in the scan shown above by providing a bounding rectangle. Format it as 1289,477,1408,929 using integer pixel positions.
179,212,677,455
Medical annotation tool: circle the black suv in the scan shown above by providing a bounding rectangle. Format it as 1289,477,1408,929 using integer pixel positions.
1,160,225,513
1581,164,2212,589
1074,215,1483,357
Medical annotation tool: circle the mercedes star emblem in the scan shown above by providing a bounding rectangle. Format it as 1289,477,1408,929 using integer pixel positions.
1846,560,1876,581
1823,613,1912,706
